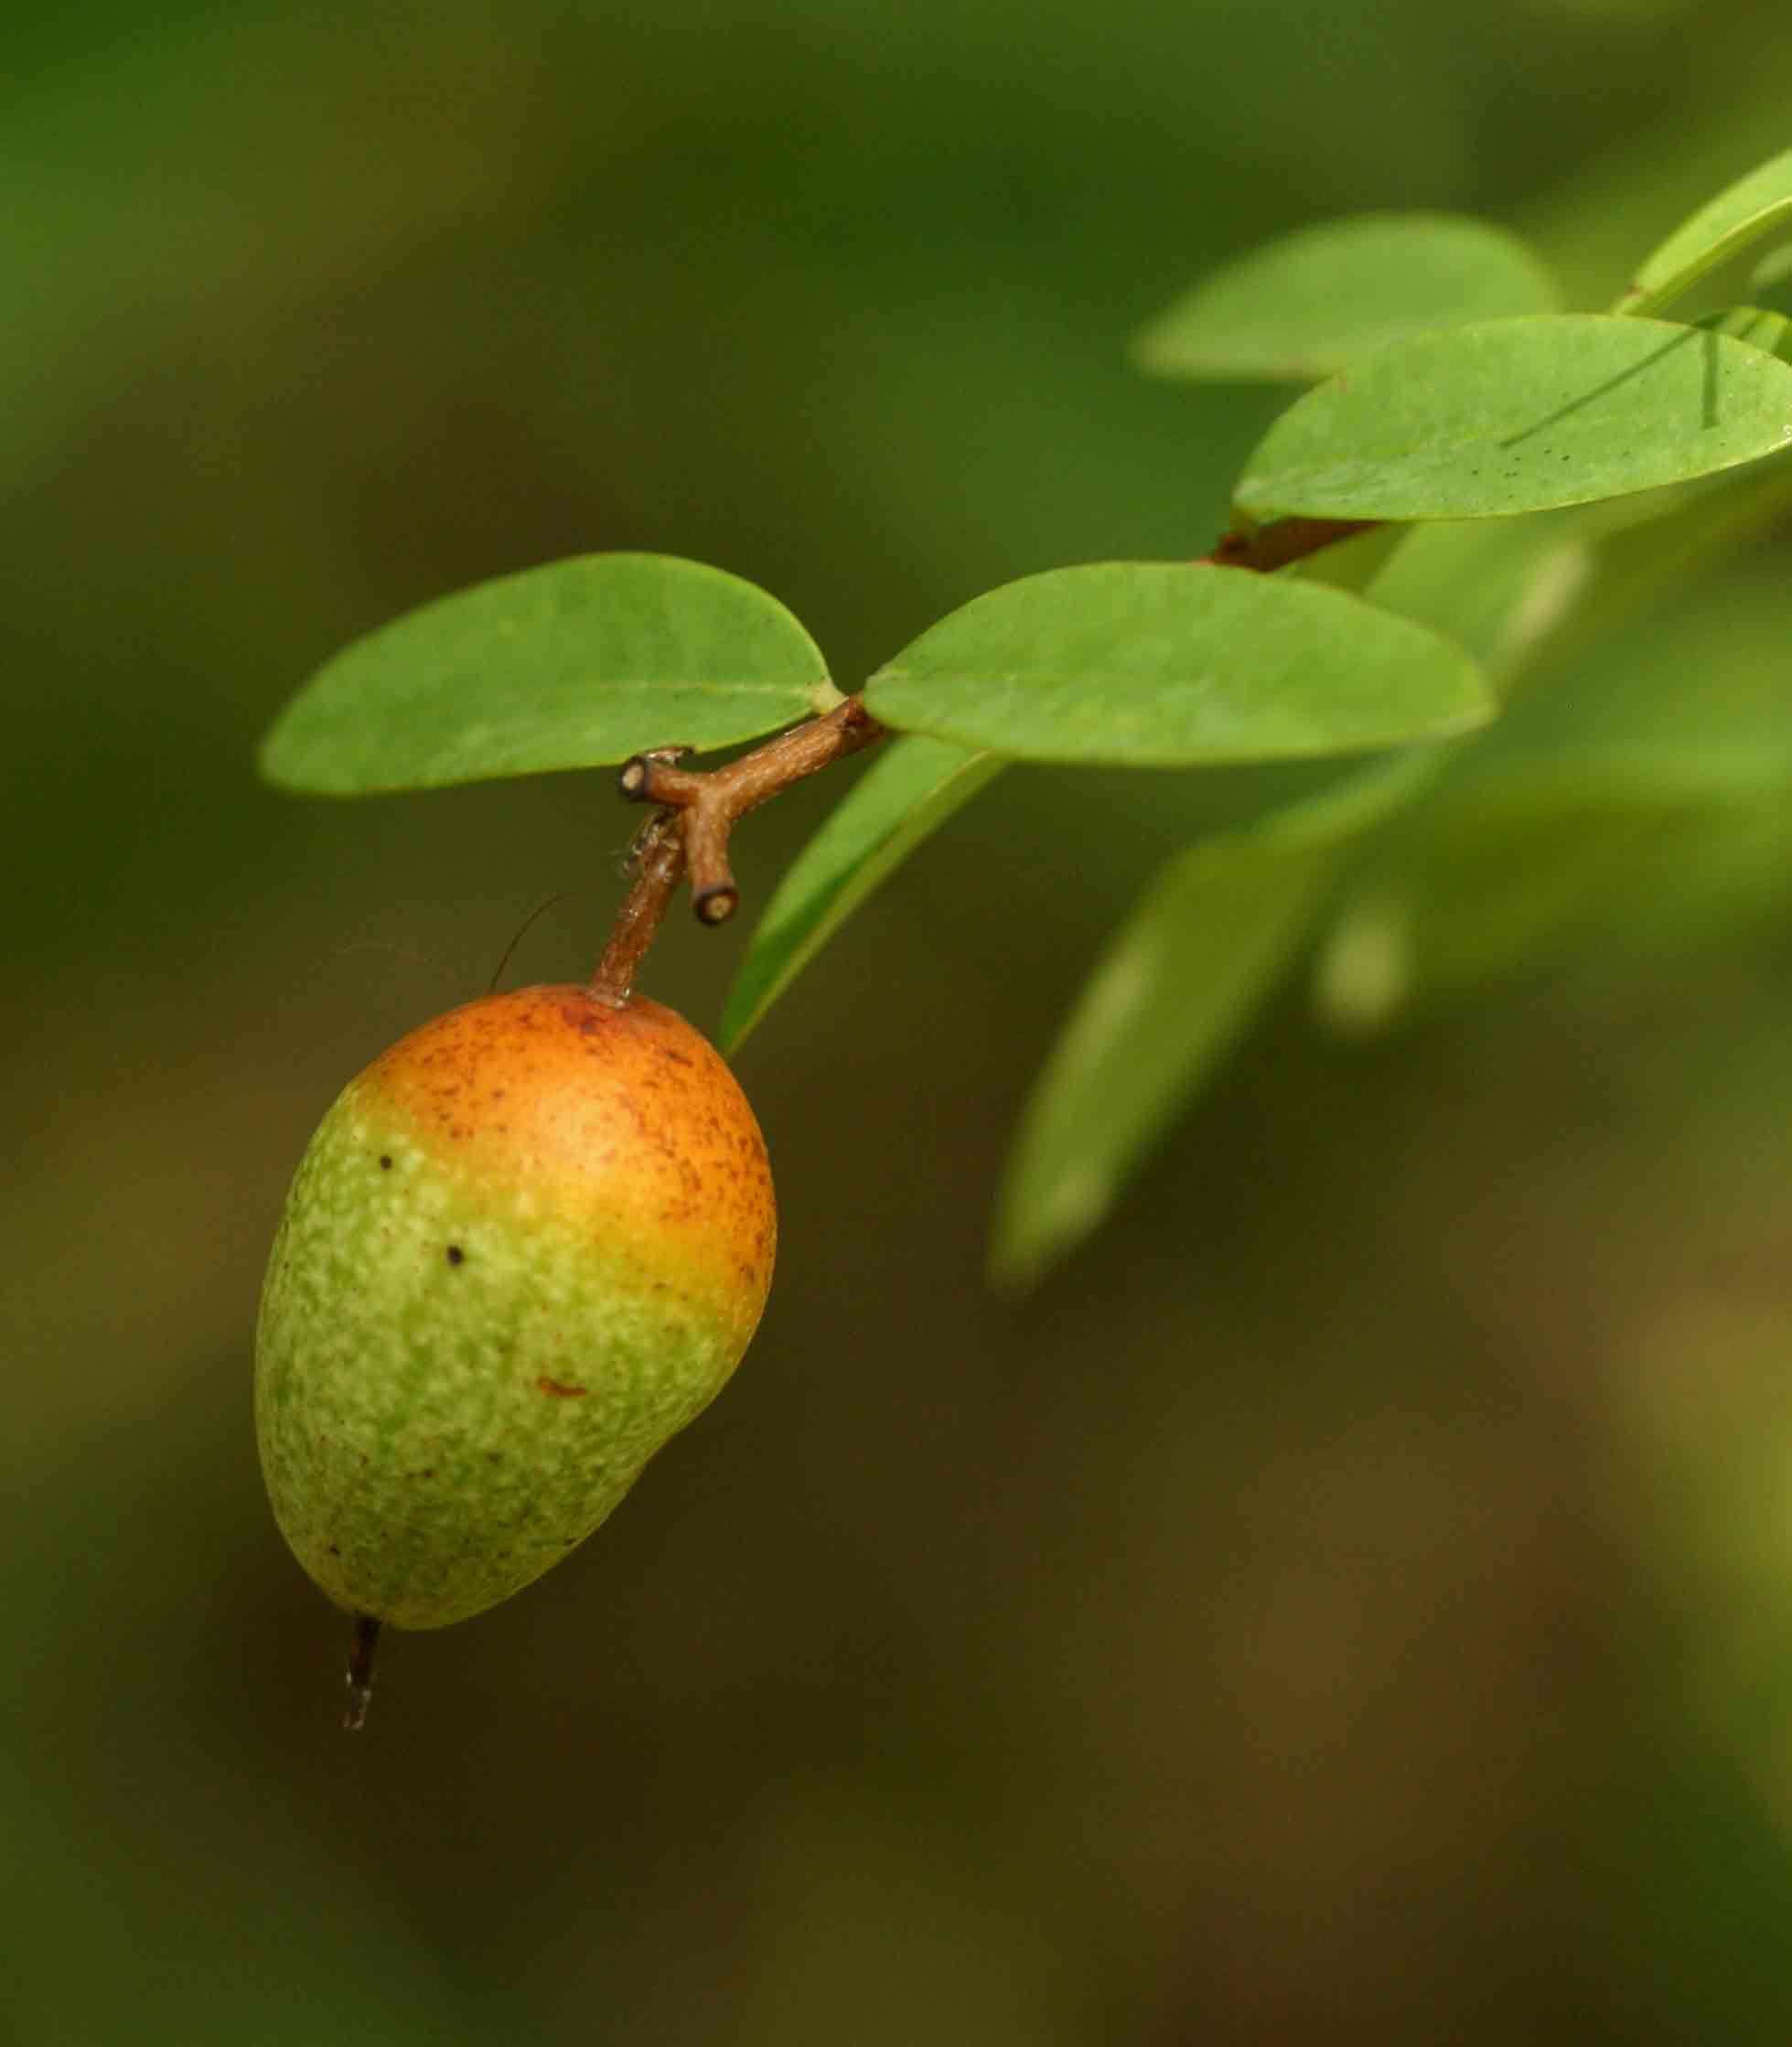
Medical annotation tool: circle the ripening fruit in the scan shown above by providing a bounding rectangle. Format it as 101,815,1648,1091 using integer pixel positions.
255,983,776,1630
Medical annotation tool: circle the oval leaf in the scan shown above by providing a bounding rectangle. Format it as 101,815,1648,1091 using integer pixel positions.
991,833,1336,1290
721,735,1003,1050
1616,149,1792,317
991,747,1438,1289
863,563,1490,766
1236,316,1792,524
1134,212,1559,384
261,553,833,793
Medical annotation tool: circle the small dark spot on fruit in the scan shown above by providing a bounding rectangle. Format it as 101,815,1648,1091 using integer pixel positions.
379,1155,392,1170
327,1543,341,1556
446,1245,465,1266
562,1536,577,1547
488,1450,502,1463
538,1375,588,1398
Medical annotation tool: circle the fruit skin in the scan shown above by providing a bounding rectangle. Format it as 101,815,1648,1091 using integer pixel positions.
254,983,775,1628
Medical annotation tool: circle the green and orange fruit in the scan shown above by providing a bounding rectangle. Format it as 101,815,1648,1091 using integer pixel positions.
255,983,775,1630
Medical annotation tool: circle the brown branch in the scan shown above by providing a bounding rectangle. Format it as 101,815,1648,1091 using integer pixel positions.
587,520,1368,1005
590,695,886,1002
1203,517,1379,573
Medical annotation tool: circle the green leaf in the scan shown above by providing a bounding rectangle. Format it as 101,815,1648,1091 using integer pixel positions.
1446,576,1792,798
991,748,1436,1289
1236,316,1792,524
721,735,1003,1051
1748,241,1792,299
1132,213,1558,384
1389,457,1792,705
993,833,1336,1289
1280,520,1409,594
1352,488,1755,750
1696,305,1792,365
1366,464,1792,697
1363,511,1598,691
1313,787,1792,1026
1312,575,1792,1027
1615,149,1792,317
261,553,834,794
862,563,1490,766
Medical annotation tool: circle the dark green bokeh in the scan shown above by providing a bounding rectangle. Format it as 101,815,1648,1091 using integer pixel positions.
10,2,1792,2040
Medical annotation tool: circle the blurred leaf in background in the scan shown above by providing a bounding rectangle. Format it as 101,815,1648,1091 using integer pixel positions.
14,2,1792,2042
1132,211,1561,382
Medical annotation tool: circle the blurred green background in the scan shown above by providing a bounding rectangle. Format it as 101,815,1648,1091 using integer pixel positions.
9,2,1792,2039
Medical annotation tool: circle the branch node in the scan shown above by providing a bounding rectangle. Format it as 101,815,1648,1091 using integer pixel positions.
592,696,887,994
694,884,739,926
618,746,695,803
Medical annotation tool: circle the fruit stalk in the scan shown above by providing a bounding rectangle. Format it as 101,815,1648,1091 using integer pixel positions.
591,810,687,1006
344,1613,381,1731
